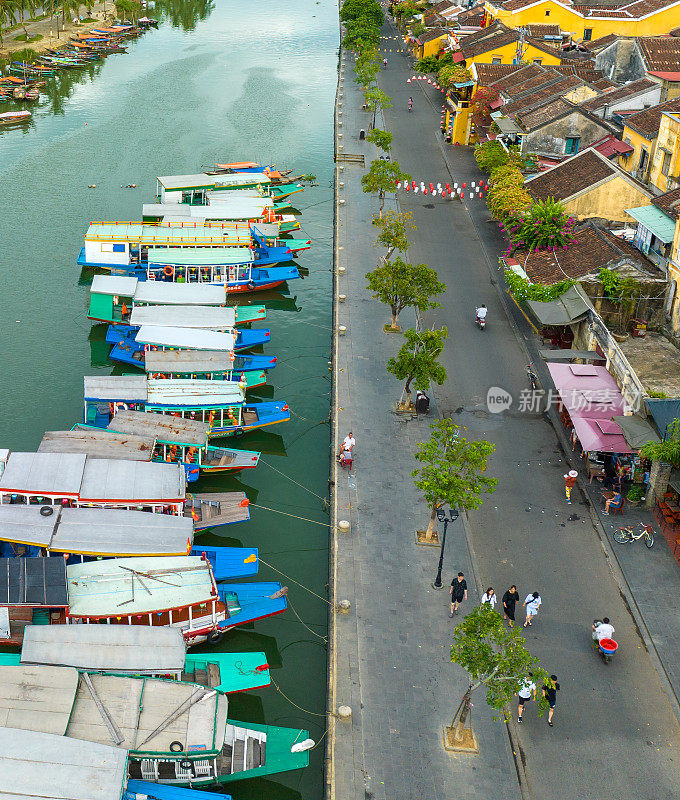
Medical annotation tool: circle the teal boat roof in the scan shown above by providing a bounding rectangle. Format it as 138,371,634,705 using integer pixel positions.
85,222,251,246
146,247,254,265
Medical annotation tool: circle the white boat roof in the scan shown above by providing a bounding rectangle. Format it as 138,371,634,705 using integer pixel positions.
108,409,210,445
0,505,192,556
130,305,236,329
0,666,228,754
66,556,215,616
157,172,270,189
38,429,155,461
84,375,149,401
85,222,251,246
147,379,245,407
145,349,233,373
0,727,128,800
146,247,254,266
145,200,272,220
206,191,273,209
133,281,225,305
78,459,185,503
20,625,186,673
0,452,87,497
90,274,138,297
136,325,236,351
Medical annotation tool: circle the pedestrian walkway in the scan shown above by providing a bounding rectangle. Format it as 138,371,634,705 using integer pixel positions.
375,15,680,800
330,46,521,800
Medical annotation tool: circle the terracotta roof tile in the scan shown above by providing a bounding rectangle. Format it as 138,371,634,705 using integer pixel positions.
516,223,646,284
624,96,680,138
580,78,658,110
584,34,618,52
497,0,680,19
487,62,545,92
503,75,583,114
526,37,564,58
554,63,607,83
459,29,520,59
637,36,680,72
592,77,618,89
416,26,448,44
516,97,575,129
527,23,561,37
651,186,680,219
525,149,615,201
474,63,524,84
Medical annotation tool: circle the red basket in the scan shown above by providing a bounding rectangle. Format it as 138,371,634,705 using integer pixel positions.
599,638,618,654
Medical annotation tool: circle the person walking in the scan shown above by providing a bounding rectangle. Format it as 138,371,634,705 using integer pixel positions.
564,469,578,503
502,585,520,626
523,591,542,627
481,587,496,609
449,572,467,617
543,675,560,727
517,673,536,723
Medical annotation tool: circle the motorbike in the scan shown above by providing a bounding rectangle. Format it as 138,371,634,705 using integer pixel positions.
475,314,486,331
592,620,618,664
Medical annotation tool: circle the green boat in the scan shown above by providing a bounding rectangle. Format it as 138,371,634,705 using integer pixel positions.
0,664,311,785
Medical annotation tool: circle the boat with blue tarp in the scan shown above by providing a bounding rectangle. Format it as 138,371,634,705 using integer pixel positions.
143,348,277,380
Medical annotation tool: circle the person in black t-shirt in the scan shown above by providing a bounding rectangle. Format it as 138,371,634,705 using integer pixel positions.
502,585,520,627
543,675,560,727
449,572,467,617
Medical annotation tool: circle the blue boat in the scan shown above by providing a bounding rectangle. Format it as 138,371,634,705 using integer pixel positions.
105,320,271,351
217,581,288,631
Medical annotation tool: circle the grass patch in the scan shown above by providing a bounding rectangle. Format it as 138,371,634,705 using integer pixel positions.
14,32,43,42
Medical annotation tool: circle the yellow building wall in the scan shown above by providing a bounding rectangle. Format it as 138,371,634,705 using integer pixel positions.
667,260,680,335
619,125,655,181
486,0,680,40
560,176,652,221
463,39,561,66
421,35,447,58
648,112,680,193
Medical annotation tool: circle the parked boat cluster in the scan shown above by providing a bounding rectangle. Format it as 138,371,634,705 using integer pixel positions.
0,160,313,797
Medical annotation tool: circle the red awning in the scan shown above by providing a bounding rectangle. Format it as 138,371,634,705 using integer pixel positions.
453,51,465,62
648,71,680,81
594,136,634,158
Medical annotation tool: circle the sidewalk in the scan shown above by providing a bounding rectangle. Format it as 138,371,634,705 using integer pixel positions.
329,44,521,800
374,16,680,800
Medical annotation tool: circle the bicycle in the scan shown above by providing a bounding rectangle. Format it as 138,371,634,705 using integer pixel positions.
613,522,655,548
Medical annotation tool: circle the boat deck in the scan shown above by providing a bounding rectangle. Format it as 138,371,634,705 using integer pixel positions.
186,492,250,530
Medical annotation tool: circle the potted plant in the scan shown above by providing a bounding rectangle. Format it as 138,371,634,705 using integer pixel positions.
626,484,645,506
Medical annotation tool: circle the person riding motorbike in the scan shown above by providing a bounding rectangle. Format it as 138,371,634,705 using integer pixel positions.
383,57,387,68
476,304,488,323
408,97,413,111
592,617,615,641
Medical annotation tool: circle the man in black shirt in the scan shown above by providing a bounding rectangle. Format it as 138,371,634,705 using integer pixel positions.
450,572,467,617
502,585,520,627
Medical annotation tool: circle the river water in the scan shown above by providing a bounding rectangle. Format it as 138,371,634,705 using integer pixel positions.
0,2,337,797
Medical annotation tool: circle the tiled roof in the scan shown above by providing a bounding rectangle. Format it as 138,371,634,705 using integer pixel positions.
487,62,545,92
516,223,646,284
624,96,680,138
526,37,564,58
474,63,522,85
527,23,561,37
516,97,575,130
502,70,558,100
554,63,607,83
591,77,618,89
503,75,583,114
417,26,448,44
431,0,456,12
459,29,520,59
651,186,680,219
496,0,680,19
458,8,485,24
525,148,615,201
637,36,680,72
584,34,618,52
580,78,658,110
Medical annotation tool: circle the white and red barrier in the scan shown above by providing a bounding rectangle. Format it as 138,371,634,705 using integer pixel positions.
395,179,489,199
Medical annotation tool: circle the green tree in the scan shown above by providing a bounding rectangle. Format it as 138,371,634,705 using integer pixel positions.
361,158,410,215
0,0,17,43
392,0,417,21
415,51,453,73
366,257,445,330
474,140,509,173
343,18,380,51
13,0,35,40
354,48,379,87
438,63,470,88
506,198,575,253
366,127,392,152
373,209,415,261
386,327,447,406
412,418,496,541
340,0,384,26
487,164,531,220
410,20,425,35
363,86,392,128
641,418,680,467
448,605,549,748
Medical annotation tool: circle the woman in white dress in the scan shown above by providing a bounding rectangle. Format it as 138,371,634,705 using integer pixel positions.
481,587,497,610
523,591,542,627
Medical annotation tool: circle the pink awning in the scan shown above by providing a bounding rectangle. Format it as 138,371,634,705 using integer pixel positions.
546,362,625,419
571,417,633,454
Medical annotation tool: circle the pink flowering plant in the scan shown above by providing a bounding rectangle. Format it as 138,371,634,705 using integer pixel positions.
500,197,576,256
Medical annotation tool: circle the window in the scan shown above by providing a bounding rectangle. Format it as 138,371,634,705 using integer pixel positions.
112,243,126,253
491,56,502,64
583,28,592,40
545,8,550,14
662,150,672,176
565,136,580,154
533,58,543,64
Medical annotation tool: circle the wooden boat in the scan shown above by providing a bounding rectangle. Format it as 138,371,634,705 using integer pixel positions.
156,172,304,203
82,374,290,437
0,727,243,800
186,492,254,532
0,504,257,580
0,449,186,513
86,274,267,325
0,666,310,783
0,109,31,126
0,624,272,693
144,349,277,380
105,326,272,375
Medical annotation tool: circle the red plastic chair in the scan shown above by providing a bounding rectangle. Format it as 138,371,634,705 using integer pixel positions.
610,498,625,516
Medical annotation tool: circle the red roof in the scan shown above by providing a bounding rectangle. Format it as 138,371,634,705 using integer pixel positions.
594,135,634,157
648,70,680,80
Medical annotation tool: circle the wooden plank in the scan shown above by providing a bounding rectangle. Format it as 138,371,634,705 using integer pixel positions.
81,672,125,745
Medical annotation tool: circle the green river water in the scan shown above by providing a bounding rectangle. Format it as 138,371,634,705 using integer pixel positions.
0,2,337,798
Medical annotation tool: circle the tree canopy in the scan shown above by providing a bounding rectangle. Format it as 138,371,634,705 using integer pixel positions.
361,158,411,213
366,257,445,329
340,0,384,26
373,209,415,261
386,327,447,402
366,127,393,152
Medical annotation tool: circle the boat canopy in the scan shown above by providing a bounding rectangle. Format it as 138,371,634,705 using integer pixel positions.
39,429,155,461
206,192,273,210
0,665,229,754
145,350,233,374
147,379,245,407
144,199,272,221
0,505,193,556
0,727,129,800
130,306,237,330
84,375,149,402
134,281,226,305
136,325,236,351
85,222,251,246
146,247,254,266
0,452,87,497
157,172,270,191
90,274,138,297
0,557,68,606
20,624,186,673
108,409,210,445
66,556,216,617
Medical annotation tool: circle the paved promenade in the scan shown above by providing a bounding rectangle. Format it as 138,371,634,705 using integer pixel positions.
329,15,680,800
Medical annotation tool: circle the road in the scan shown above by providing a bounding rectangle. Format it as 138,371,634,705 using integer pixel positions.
376,19,680,799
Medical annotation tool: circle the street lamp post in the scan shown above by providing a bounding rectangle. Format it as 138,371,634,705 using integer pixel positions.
432,507,459,589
